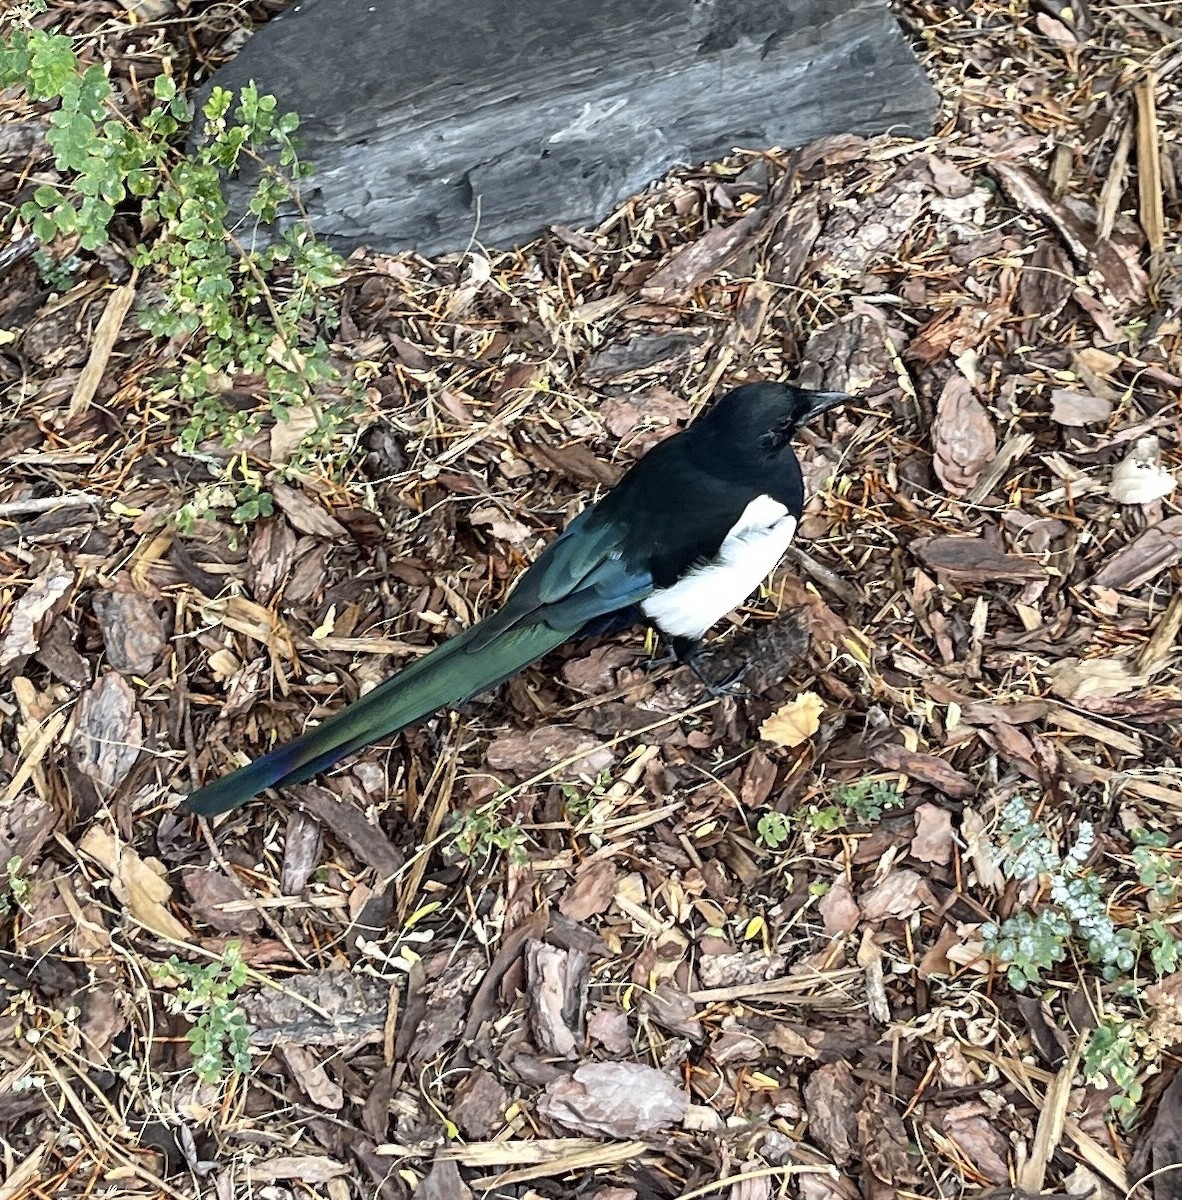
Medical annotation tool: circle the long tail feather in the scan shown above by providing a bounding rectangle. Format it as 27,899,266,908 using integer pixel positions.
185,618,574,816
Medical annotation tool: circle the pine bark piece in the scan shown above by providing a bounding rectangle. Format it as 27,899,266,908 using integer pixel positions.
198,0,937,255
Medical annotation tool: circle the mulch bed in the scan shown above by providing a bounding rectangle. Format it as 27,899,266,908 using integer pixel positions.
1,0,1180,1196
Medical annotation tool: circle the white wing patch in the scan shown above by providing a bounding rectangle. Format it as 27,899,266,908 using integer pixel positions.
641,494,798,641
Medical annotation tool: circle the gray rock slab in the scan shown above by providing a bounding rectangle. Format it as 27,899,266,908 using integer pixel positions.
199,0,937,256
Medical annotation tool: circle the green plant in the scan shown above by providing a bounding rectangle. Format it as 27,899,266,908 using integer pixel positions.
450,803,530,868
151,943,252,1085
1130,828,1179,907
1082,1014,1144,1123
558,768,613,821
1,21,362,525
32,247,80,292
756,811,791,849
833,778,904,824
981,798,1176,991
0,856,30,918
796,778,904,834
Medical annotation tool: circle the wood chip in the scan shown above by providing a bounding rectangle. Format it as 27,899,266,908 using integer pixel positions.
914,537,1044,583
931,377,996,495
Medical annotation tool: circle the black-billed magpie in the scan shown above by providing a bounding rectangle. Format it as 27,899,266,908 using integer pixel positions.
186,382,846,815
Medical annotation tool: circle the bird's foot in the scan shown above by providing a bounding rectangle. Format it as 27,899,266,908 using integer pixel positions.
690,659,751,699
657,636,752,699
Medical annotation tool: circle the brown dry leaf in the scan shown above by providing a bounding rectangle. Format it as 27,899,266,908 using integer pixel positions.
931,377,996,495
1049,656,1149,701
559,860,619,922
79,827,191,942
1146,974,1182,1050
914,537,1044,583
819,876,861,934
0,553,73,669
1091,516,1182,589
587,1006,632,1055
1050,388,1113,426
69,672,142,792
599,388,689,454
859,869,935,922
92,579,166,676
759,692,824,748
78,981,127,1060
246,1156,350,1183
271,482,350,538
910,804,954,865
1036,11,1079,46
486,726,615,778
858,1086,919,1192
768,1024,821,1061
468,503,532,543
181,867,261,935
538,1062,687,1137
268,405,321,464
278,1045,345,1110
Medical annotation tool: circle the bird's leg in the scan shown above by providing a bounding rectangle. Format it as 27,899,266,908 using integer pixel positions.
668,636,751,699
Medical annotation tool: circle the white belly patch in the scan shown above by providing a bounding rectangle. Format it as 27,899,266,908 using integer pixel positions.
640,495,798,641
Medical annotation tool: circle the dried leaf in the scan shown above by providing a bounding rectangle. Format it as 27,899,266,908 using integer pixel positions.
819,876,861,934
859,869,935,921
0,554,73,669
69,673,142,791
1049,656,1149,701
910,804,954,865
468,503,532,543
269,405,322,464
271,482,349,538
759,692,823,748
931,377,996,495
1050,388,1113,426
1108,438,1177,504
559,860,618,922
79,827,191,942
537,1062,687,1137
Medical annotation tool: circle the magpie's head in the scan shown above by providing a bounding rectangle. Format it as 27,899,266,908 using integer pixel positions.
704,383,849,457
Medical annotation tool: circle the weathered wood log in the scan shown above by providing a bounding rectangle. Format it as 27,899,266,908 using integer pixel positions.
199,0,937,256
